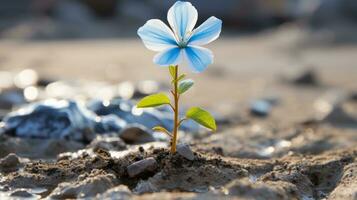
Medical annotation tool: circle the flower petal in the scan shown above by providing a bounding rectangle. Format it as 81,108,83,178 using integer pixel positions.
167,1,198,40
153,47,183,66
184,46,213,73
188,17,222,46
137,19,178,52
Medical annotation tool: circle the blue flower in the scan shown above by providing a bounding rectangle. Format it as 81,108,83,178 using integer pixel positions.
138,1,222,73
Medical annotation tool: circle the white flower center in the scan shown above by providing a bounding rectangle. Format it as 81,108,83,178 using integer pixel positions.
176,31,193,48
178,40,187,48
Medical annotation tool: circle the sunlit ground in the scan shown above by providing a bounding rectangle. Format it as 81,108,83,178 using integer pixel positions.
1,27,356,106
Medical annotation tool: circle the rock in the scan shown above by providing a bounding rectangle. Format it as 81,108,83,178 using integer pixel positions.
0,185,10,192
127,157,157,178
322,105,357,127
290,69,319,86
94,114,127,134
95,185,132,200
48,171,117,199
1,95,200,142
88,98,199,133
10,189,34,197
250,100,272,117
2,99,98,141
119,125,155,144
177,143,195,161
292,70,318,85
0,153,21,173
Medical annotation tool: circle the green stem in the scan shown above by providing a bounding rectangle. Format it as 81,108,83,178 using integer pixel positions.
177,118,187,128
170,65,179,153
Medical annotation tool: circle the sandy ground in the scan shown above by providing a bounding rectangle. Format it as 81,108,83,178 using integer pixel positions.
1,27,357,125
0,27,357,199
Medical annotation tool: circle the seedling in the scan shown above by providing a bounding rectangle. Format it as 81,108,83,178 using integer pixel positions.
137,1,222,153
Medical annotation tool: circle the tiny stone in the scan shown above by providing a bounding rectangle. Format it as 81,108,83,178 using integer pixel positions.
10,189,33,197
322,105,357,125
0,185,10,192
290,69,319,86
177,143,195,161
250,100,271,117
119,126,155,144
0,153,21,173
139,146,145,153
127,157,157,178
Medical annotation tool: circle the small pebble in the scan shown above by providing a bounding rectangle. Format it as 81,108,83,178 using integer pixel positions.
322,105,357,125
0,185,10,192
139,146,145,153
290,69,319,86
10,189,33,197
177,143,195,161
0,153,21,173
119,126,155,144
250,100,271,117
127,157,157,178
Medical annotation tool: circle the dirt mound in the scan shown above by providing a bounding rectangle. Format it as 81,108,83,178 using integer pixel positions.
0,146,356,199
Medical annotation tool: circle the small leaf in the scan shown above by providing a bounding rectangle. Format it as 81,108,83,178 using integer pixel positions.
152,126,172,137
171,74,186,84
169,65,176,78
186,107,216,131
177,74,186,82
178,79,194,94
137,93,170,108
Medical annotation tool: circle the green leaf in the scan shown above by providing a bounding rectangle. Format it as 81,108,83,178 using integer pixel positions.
152,126,172,137
186,107,217,131
169,65,176,78
178,79,194,94
136,93,171,108
177,74,186,82
171,74,186,84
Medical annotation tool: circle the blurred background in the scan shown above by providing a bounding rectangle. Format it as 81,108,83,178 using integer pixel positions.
0,0,356,123
1,2,357,198
0,0,356,39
